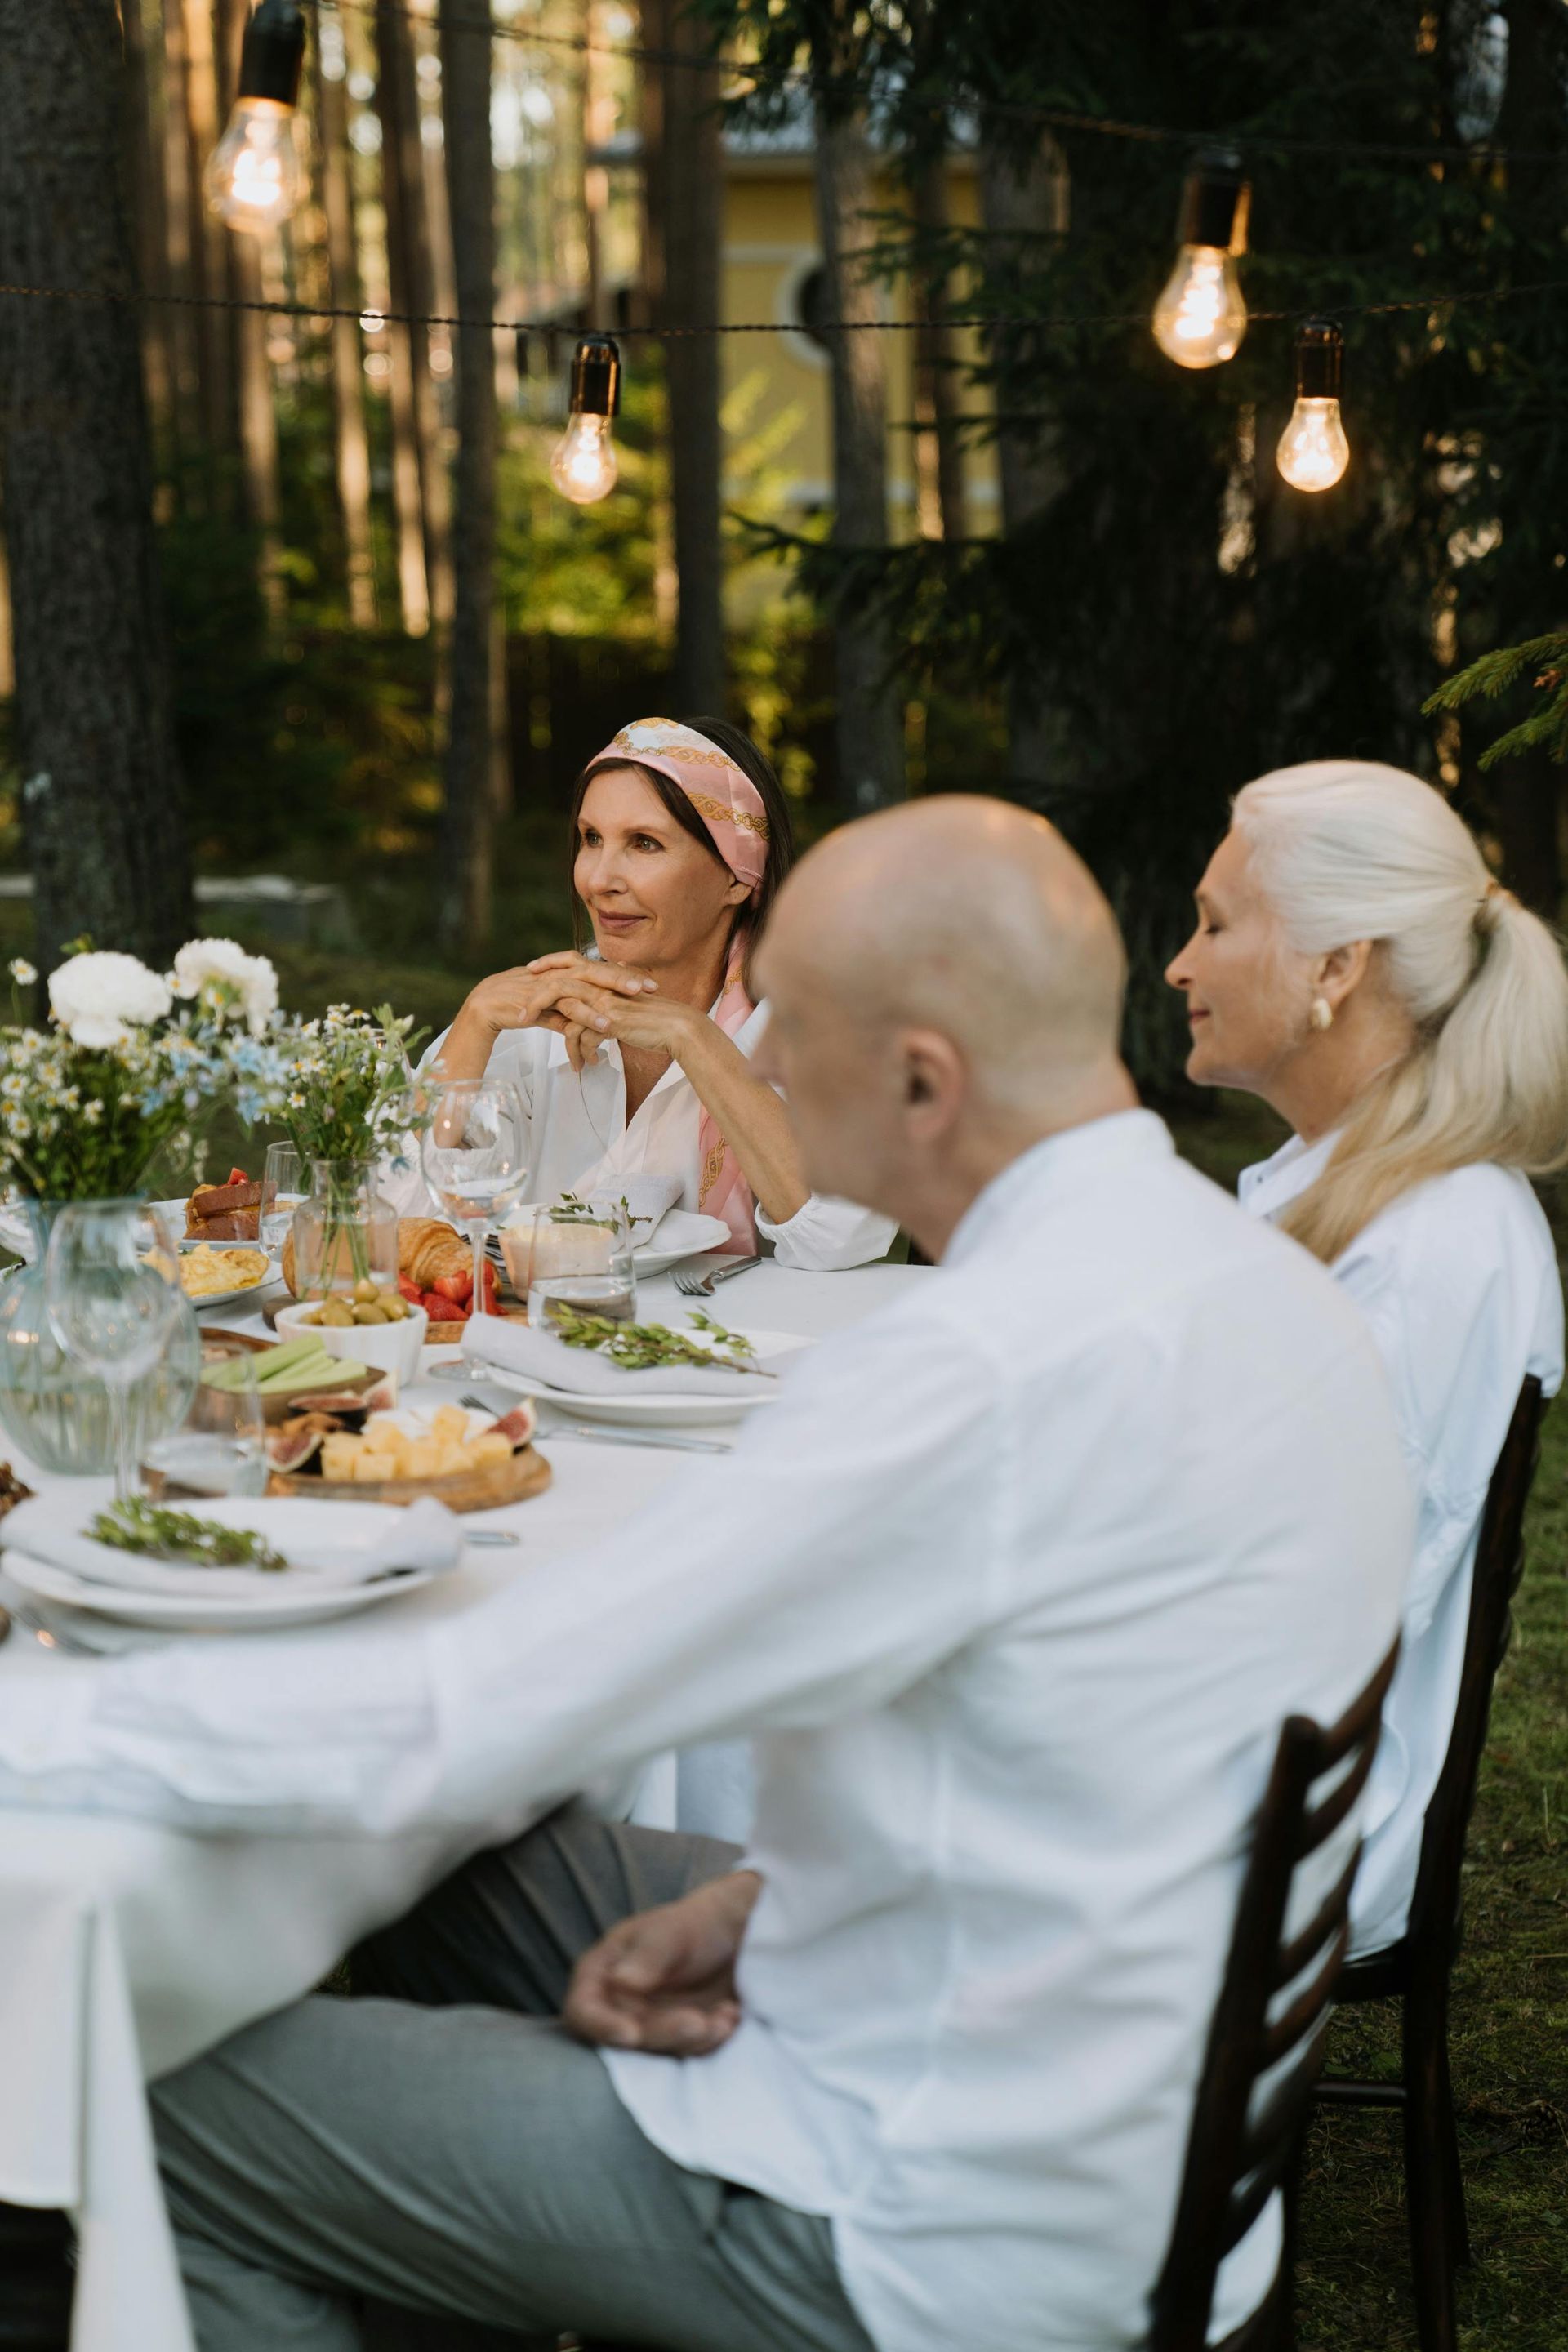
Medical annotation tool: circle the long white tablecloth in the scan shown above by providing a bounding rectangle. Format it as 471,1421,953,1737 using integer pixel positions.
0,1258,924,2352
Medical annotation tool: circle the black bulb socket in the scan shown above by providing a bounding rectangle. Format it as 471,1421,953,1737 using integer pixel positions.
570,335,621,419
238,0,306,108
1177,146,1250,256
1294,317,1344,400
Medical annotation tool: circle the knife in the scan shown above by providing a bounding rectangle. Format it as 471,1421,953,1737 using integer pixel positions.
539,1419,732,1456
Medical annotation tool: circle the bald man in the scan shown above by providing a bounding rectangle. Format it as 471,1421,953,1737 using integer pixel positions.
0,801,1410,2352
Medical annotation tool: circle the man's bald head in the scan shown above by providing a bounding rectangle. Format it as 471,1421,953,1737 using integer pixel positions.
752,797,1137,1257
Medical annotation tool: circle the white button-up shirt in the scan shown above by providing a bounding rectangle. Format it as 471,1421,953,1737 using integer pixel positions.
1239,1134,1564,1956
388,1006,897,1272
0,1113,1409,2352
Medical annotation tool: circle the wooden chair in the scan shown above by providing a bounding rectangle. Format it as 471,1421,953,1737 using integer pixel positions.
1310,1374,1546,2352
1147,1638,1401,2352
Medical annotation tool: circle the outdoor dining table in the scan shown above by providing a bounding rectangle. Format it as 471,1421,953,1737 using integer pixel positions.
0,1254,928,2352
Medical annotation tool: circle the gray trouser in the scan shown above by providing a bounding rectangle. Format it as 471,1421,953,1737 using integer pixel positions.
151,1806,876,2352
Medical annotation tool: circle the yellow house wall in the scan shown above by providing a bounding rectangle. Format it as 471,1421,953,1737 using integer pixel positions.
719,161,998,532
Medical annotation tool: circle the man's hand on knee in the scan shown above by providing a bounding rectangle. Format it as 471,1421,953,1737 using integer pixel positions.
564,1869,763,2056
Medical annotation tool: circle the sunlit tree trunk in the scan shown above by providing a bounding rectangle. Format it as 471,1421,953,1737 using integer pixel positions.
181,0,237,470
215,0,286,624
437,0,501,948
376,0,453,648
159,0,205,470
912,154,967,543
979,124,1068,796
375,0,431,634
657,0,725,713
0,0,194,968
814,98,903,810
313,25,377,626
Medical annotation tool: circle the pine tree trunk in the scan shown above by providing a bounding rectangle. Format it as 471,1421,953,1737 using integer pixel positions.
436,0,500,949
122,0,176,440
814,104,903,811
181,0,237,471
659,0,725,713
0,0,194,969
912,154,967,543
216,0,285,623
377,0,453,645
375,0,431,635
314,31,378,626
159,0,204,469
978,126,1068,797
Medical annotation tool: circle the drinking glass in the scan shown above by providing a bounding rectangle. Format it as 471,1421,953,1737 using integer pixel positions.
505,1205,638,1327
419,1080,528,1317
140,1337,269,1501
259,1142,305,1267
45,1200,196,1499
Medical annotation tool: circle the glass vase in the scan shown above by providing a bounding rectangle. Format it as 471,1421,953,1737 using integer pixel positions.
0,1200,201,1476
291,1158,398,1299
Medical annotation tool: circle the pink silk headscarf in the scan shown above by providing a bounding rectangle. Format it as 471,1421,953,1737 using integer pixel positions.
581,718,770,1254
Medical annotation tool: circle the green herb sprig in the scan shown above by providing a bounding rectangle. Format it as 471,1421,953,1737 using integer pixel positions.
89,1497,289,1572
546,1307,769,1375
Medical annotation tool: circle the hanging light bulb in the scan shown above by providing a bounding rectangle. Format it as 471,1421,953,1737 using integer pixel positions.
1276,318,1349,492
1152,147,1251,370
550,336,621,505
205,1,306,234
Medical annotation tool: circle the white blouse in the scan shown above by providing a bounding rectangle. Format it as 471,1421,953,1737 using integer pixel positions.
1240,1134,1564,1956
387,998,896,1273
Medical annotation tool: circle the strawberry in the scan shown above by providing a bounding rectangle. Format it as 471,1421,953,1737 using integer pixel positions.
423,1293,466,1324
226,1166,249,1187
396,1274,423,1305
432,1269,474,1305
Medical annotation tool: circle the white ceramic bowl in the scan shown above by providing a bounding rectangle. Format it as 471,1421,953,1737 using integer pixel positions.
274,1298,428,1390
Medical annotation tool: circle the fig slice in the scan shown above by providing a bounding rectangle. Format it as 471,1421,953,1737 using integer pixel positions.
487,1403,536,1451
267,1423,326,1473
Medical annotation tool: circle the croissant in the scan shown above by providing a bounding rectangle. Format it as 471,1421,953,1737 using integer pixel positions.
397,1218,470,1290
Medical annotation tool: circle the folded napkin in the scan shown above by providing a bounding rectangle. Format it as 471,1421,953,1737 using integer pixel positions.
581,1173,684,1237
461,1309,773,1398
1,1493,463,1598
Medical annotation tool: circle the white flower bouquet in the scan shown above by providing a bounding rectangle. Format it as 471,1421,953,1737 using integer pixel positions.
0,942,284,1202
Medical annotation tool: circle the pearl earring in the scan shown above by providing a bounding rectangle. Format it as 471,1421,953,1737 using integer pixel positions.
1309,996,1334,1032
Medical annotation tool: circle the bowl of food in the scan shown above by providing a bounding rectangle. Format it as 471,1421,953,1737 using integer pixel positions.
275,1283,428,1387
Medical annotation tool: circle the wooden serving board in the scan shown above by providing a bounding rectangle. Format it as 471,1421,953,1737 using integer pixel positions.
267,1441,551,1514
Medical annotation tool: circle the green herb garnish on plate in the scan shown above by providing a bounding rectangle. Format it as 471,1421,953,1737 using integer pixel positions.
546,1307,769,1375
89,1497,289,1572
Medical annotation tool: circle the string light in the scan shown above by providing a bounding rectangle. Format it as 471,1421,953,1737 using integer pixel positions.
1276,318,1350,492
550,336,621,504
1152,148,1251,369
206,1,308,234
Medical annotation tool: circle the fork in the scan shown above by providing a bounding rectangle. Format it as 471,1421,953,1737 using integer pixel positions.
673,1253,762,1298
463,1392,731,1458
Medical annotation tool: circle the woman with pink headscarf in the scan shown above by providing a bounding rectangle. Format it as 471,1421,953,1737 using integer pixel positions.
418,716,895,1272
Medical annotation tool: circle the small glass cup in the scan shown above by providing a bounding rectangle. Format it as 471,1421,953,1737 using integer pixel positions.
505,1205,637,1328
45,1200,195,1499
259,1142,305,1267
139,1337,269,1502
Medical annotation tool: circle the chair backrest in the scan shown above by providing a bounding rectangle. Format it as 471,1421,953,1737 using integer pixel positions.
1147,1638,1401,2352
1405,1374,1545,1966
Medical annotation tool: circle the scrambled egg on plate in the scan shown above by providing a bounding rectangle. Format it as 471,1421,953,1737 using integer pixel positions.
178,1243,270,1298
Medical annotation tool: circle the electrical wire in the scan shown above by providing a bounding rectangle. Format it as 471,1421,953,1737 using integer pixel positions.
2,274,1566,337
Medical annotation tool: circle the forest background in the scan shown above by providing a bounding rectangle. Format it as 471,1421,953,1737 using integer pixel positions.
0,8,1566,2348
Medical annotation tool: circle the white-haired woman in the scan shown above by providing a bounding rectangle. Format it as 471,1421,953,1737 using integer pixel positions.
1166,759,1568,1957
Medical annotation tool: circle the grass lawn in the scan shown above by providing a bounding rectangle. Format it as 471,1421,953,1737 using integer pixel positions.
15,903,1563,2350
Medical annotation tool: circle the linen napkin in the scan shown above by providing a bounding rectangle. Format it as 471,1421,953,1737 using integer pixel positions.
0,1493,463,1598
581,1173,684,1237
461,1309,775,1398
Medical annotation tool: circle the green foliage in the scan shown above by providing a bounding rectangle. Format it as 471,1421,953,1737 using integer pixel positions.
1426,630,1568,769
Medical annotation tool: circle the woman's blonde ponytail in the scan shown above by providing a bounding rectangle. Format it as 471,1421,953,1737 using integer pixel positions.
1232,761,1568,1264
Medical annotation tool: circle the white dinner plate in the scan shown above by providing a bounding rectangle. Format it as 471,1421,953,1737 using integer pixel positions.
176,1241,280,1312
632,1212,731,1277
3,1546,442,1632
477,1326,811,1427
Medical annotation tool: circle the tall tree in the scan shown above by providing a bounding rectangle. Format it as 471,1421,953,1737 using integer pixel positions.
180,0,237,466
643,0,725,711
0,0,194,969
814,82,904,811
158,0,205,466
911,153,969,544
376,0,454,645
217,0,286,625
437,0,502,948
314,22,378,626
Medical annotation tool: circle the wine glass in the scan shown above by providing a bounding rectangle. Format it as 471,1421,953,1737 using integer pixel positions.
259,1141,305,1268
45,1200,196,1500
139,1337,269,1501
419,1080,528,1318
